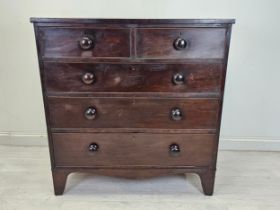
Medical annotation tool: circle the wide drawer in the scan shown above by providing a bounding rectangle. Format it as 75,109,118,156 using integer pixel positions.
38,27,130,58
136,28,226,59
48,97,219,129
44,63,223,94
52,133,215,167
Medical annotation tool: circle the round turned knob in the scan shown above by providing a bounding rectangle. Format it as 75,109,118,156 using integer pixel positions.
171,108,183,121
173,37,188,50
88,143,99,152
84,107,97,120
169,143,180,156
172,73,185,85
79,36,94,50
81,72,95,84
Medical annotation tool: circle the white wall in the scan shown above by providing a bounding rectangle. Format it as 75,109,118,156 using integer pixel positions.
0,0,280,150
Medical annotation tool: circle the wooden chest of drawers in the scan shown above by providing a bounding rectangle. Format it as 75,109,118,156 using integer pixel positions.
31,18,235,195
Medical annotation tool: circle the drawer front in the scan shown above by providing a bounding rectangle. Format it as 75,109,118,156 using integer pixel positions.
39,28,130,58
136,28,226,59
48,97,219,129
44,63,223,94
53,133,215,167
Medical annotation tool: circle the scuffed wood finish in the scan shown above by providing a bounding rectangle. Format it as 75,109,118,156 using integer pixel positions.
44,63,223,94
52,133,215,167
31,18,234,195
39,28,130,58
136,28,226,59
48,97,219,129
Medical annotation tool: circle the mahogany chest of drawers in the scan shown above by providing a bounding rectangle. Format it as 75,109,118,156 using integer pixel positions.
31,18,235,195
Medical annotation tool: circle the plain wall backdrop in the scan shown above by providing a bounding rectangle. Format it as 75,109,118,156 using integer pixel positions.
0,0,280,150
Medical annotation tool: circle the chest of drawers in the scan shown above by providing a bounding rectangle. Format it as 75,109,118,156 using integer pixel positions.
31,18,234,195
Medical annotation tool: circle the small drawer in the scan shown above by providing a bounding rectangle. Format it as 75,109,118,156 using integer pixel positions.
52,133,215,167
39,28,130,58
136,28,226,59
48,97,219,129
44,63,223,94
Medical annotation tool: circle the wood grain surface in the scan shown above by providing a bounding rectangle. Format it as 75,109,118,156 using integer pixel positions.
44,63,223,94
48,97,220,129
52,133,216,167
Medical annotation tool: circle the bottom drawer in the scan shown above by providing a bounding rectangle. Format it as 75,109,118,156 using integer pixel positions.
52,133,216,167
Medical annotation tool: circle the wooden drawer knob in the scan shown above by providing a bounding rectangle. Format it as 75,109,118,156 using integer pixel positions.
172,73,185,85
81,72,95,84
88,143,99,152
169,143,180,156
173,37,188,50
84,107,97,120
79,36,94,50
170,107,183,121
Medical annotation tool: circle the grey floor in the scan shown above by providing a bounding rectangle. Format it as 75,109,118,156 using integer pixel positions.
1,145,280,210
